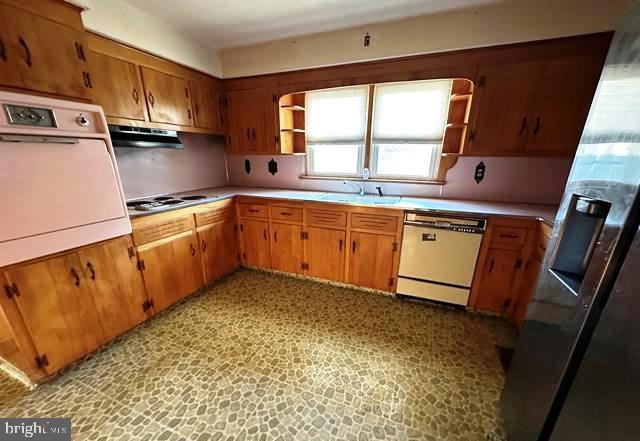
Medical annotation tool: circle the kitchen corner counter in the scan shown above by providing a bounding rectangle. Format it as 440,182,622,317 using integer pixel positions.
127,186,558,224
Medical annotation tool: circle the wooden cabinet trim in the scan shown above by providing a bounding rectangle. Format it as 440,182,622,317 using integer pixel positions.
132,216,194,247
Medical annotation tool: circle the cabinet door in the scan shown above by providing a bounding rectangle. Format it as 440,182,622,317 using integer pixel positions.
0,3,90,99
141,67,193,126
474,248,521,313
240,219,271,268
3,254,105,374
0,10,23,88
76,236,149,342
199,220,239,284
511,254,542,328
271,223,303,274
466,62,540,155
138,232,203,313
255,87,278,153
90,52,146,120
225,89,258,152
306,227,346,282
348,232,396,291
524,56,602,156
190,81,222,131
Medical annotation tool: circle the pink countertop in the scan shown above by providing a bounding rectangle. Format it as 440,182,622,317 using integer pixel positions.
128,185,558,224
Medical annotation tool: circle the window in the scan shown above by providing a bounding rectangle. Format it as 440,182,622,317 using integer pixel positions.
305,86,369,177
305,79,453,181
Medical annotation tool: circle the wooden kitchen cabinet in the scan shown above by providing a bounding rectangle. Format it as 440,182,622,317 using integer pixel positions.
305,227,346,282
348,231,397,291
140,67,193,126
270,223,303,274
0,10,24,88
466,54,603,157
137,231,203,313
225,87,278,153
473,248,523,313
198,219,239,284
89,51,146,120
3,253,106,375
239,219,271,268
75,236,149,342
190,81,223,131
0,2,91,99
511,252,542,328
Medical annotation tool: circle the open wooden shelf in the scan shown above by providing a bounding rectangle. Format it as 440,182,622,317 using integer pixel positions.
450,93,473,102
280,128,306,133
279,92,307,154
281,105,306,111
442,78,475,155
446,123,467,129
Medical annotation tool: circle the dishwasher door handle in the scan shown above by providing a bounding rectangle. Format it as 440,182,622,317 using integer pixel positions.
422,233,437,241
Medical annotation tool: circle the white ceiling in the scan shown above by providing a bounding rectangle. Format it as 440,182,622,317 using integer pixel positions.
121,0,501,50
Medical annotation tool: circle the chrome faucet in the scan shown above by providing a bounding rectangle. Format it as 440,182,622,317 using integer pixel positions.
343,180,365,196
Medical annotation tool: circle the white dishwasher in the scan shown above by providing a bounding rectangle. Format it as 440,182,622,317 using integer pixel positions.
397,212,486,306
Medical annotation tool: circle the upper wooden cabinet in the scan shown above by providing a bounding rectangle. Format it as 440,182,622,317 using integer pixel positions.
190,81,223,131
225,87,279,154
89,52,146,120
465,54,603,157
0,11,23,88
0,2,91,99
140,67,193,126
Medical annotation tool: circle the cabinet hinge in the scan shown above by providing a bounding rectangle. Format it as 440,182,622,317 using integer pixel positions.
35,354,49,369
300,231,309,240
137,259,146,271
388,277,394,287
142,299,155,312
4,283,19,299
392,242,398,252
478,75,486,87
515,258,522,269
127,246,135,259
301,262,309,270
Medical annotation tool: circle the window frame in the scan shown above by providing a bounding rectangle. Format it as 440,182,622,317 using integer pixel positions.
304,80,452,182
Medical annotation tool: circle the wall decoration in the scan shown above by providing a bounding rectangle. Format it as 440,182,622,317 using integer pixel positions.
244,159,251,175
268,158,278,176
474,161,486,184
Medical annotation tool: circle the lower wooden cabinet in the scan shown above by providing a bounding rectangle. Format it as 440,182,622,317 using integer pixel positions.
137,231,203,313
198,219,239,284
270,222,303,274
348,231,397,291
305,227,346,282
473,248,523,313
511,252,543,328
240,219,271,268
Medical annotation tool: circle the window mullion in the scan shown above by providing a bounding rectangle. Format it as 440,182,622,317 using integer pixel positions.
363,84,375,173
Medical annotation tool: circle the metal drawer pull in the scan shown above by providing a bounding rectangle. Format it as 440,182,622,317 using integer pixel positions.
263,229,267,240
190,243,196,256
201,239,207,252
70,267,80,286
148,92,155,106
533,117,541,135
0,38,6,61
246,128,251,140
132,88,139,104
487,259,495,273
274,231,278,242
339,239,343,251
86,262,96,280
352,241,356,253
519,117,527,135
280,211,291,216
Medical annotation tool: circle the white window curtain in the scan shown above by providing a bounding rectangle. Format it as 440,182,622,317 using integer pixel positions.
371,79,452,179
305,86,368,176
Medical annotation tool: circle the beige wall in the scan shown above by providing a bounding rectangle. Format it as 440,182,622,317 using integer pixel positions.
220,0,632,78
72,0,222,77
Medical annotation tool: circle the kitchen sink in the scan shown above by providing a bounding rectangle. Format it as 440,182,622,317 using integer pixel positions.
317,193,401,205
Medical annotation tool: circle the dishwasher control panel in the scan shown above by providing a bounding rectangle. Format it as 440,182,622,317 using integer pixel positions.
404,212,486,233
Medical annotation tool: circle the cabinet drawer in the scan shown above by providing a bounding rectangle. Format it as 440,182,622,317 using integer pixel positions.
490,226,528,248
307,209,347,227
133,216,193,246
238,203,269,219
534,232,549,260
195,207,234,226
270,206,302,222
350,213,398,232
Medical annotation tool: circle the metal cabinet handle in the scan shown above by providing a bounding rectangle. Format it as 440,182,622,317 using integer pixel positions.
352,241,356,253
263,229,267,240
184,87,189,98
248,209,259,213
246,128,251,140
519,117,527,135
533,117,541,135
280,211,291,216
18,37,31,67
487,259,495,273
190,243,196,256
75,42,82,61
70,267,80,287
194,102,199,115
79,44,86,61
148,92,155,106
252,128,256,140
201,239,207,252
132,88,139,104
86,262,96,280
274,231,278,242
187,109,192,120
339,239,343,251
0,38,6,61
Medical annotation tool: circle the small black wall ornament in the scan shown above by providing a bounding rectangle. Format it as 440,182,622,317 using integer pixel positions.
268,158,278,176
244,159,251,175
474,161,486,184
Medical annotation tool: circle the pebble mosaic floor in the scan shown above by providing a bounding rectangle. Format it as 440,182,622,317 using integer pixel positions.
0,269,515,440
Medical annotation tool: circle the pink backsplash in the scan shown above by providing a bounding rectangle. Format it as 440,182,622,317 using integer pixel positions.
227,155,572,205
115,133,228,199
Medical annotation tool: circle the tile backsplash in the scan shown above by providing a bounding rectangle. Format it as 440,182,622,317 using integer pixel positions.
228,154,572,204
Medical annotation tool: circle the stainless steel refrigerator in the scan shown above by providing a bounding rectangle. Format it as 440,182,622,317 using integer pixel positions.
500,3,640,440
